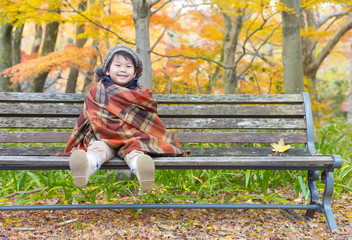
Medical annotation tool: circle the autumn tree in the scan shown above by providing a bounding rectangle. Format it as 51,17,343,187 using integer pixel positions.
66,1,88,93
12,25,25,91
31,24,43,54
158,0,282,94
131,0,178,89
0,23,13,92
29,10,61,92
300,2,352,91
2,0,351,96
0,0,65,92
281,0,304,94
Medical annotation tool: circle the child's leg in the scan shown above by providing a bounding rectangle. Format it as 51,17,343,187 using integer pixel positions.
124,150,155,191
69,140,114,188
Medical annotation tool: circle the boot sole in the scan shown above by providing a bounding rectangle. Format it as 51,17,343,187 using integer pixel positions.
135,155,155,191
69,150,89,188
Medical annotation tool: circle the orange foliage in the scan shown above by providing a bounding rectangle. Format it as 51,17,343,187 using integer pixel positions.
1,45,97,85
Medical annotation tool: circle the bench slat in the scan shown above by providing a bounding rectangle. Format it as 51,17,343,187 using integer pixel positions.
0,104,82,116
0,92,304,104
0,104,306,117
0,132,71,143
0,117,307,129
162,118,306,129
0,117,77,129
175,132,307,143
0,132,307,143
155,94,304,104
0,147,309,156
159,105,306,117
0,92,86,103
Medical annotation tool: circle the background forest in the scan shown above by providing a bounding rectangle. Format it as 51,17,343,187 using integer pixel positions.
0,0,352,234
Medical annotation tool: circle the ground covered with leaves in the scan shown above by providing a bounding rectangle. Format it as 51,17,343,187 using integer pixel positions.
0,195,351,239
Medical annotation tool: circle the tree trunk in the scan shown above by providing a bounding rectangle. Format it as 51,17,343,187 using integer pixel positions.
281,0,304,94
66,1,87,93
31,24,43,54
12,24,24,91
132,0,153,90
0,23,13,92
30,19,60,92
222,11,243,94
82,40,98,93
13,25,24,66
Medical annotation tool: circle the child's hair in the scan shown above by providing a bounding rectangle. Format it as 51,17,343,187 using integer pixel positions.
105,51,138,75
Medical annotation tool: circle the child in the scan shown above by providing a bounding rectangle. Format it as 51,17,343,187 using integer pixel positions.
64,44,185,191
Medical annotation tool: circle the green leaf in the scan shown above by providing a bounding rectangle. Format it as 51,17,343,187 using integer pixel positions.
339,165,352,180
297,175,308,200
252,196,292,204
26,172,43,188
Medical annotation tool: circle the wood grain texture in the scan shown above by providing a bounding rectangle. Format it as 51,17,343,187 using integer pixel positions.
0,146,309,156
0,132,307,143
0,104,306,117
0,92,304,104
0,117,306,129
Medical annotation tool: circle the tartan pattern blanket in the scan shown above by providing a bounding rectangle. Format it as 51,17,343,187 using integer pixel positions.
64,80,185,158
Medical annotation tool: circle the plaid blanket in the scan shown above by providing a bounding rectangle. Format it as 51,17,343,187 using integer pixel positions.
64,80,185,158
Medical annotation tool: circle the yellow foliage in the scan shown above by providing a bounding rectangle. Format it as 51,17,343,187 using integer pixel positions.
1,0,350,97
0,0,62,25
301,26,331,42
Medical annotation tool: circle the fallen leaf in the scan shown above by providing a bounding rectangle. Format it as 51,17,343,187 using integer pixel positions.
271,139,291,153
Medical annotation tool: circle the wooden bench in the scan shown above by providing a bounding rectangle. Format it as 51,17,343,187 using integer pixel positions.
0,92,342,230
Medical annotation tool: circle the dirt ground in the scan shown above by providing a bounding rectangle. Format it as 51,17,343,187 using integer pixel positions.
0,196,351,239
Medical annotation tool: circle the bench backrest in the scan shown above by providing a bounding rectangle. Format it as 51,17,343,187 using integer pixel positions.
0,92,316,157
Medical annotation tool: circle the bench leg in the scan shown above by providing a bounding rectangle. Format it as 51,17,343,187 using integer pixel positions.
321,170,339,231
306,170,320,218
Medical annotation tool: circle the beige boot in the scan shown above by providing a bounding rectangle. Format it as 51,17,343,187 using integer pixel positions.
125,151,155,191
69,150,102,188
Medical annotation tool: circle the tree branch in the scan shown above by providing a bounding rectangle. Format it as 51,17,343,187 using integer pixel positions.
238,23,281,80
151,7,182,51
317,9,352,27
151,0,162,7
246,41,277,66
151,0,172,16
308,18,352,73
64,0,135,45
198,10,224,33
150,51,233,69
150,28,167,52
236,11,279,67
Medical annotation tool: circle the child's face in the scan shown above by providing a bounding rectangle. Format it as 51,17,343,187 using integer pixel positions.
106,55,136,86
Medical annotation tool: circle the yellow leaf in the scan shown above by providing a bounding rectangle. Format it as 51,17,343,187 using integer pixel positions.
192,176,203,184
271,139,291,153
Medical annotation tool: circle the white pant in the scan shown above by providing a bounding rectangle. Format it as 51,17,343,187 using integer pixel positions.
87,140,144,167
